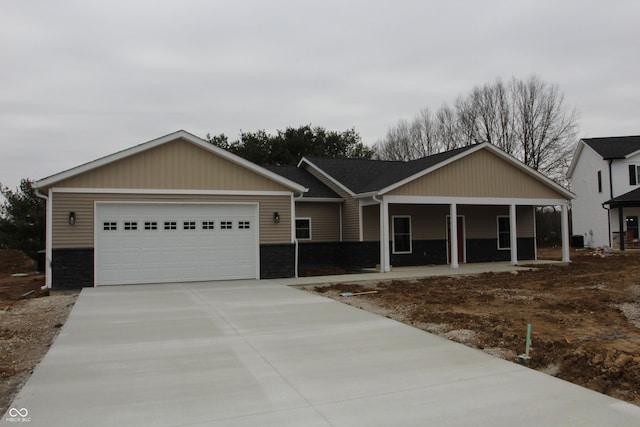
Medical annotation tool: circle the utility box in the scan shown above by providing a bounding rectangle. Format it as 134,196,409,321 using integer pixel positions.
570,235,584,249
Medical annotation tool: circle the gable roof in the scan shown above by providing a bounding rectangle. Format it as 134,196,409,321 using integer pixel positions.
300,145,478,195
301,143,573,200
582,135,640,160
36,130,307,193
264,166,341,199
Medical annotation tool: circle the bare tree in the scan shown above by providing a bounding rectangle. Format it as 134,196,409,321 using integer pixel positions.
510,76,578,180
375,75,578,182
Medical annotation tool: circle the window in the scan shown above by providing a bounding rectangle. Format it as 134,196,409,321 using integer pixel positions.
295,218,311,240
630,165,638,186
597,170,602,193
238,221,251,230
103,222,117,231
220,221,233,230
392,216,411,254
202,221,215,230
144,221,158,230
164,221,177,230
183,221,196,230
497,216,511,250
124,221,137,231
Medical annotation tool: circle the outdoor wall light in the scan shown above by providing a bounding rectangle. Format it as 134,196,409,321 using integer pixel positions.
273,212,280,224
68,212,76,225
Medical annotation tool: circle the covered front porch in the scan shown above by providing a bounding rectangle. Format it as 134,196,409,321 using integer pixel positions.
360,196,571,273
604,188,640,250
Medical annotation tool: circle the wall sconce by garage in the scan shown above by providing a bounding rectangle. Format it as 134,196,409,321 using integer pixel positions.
273,212,280,224
68,212,76,225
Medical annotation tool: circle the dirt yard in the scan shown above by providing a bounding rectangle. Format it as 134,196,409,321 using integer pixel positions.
308,249,640,406
0,250,79,415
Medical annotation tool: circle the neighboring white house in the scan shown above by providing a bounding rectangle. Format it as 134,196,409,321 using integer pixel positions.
568,135,640,249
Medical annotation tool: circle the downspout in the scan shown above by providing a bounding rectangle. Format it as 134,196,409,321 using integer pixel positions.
606,159,613,247
35,189,51,289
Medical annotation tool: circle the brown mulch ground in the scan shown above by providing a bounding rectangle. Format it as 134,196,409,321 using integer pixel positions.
308,248,640,406
0,250,79,415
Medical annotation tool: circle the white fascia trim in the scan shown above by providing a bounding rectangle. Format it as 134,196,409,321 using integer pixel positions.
298,157,356,196
384,195,570,206
566,140,586,178
51,187,294,196
295,197,344,203
625,148,640,159
37,130,307,193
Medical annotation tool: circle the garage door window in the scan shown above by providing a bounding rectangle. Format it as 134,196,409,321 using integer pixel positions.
124,221,138,231
220,221,233,230
144,221,158,230
202,221,215,230
183,221,196,230
103,222,117,231
164,221,177,230
238,221,251,229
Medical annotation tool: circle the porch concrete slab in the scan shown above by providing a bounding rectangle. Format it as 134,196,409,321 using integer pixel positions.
276,259,563,287
4,280,640,426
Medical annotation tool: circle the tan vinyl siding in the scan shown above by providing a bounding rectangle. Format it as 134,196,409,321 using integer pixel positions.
295,202,340,241
362,204,380,241
458,205,534,238
52,138,290,192
51,192,291,248
304,166,360,241
388,204,449,239
386,204,534,241
388,149,566,199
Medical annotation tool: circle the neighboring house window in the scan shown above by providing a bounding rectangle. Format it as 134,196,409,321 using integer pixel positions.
497,216,511,250
392,216,412,254
295,218,311,240
597,170,602,193
629,165,638,186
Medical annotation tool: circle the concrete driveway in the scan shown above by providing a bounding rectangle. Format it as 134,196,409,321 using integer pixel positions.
3,280,640,426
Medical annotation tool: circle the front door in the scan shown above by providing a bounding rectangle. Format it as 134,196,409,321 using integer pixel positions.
447,216,465,264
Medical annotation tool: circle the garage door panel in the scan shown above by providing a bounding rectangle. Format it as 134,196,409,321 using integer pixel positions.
96,203,258,285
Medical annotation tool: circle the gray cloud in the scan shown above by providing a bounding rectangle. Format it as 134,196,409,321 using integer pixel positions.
1,0,639,190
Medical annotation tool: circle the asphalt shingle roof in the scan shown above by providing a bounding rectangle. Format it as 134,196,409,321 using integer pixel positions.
304,144,479,194
583,136,640,159
264,165,341,199
604,187,640,206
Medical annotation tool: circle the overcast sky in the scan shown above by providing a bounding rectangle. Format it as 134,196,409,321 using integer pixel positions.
1,0,639,191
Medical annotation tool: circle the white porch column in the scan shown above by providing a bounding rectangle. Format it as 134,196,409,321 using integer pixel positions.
510,204,518,265
381,199,391,272
561,203,571,262
450,203,458,268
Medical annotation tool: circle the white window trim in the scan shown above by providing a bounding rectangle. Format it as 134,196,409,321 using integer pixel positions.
497,215,511,250
392,215,412,254
295,217,312,241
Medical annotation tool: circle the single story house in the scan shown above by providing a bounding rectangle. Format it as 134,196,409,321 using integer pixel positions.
36,130,574,288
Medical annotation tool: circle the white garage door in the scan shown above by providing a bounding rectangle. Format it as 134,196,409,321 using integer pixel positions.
95,203,258,285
